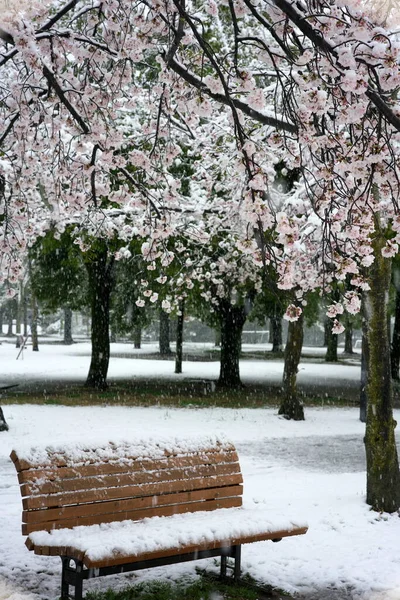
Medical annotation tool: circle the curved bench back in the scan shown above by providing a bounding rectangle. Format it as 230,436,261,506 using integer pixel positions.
10,436,243,535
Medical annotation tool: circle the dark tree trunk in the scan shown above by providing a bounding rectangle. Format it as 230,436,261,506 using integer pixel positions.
6,307,13,336
0,407,8,432
0,308,3,336
360,303,369,424
15,288,22,336
84,248,114,390
133,323,142,349
215,327,221,348
364,229,400,512
63,307,73,345
31,293,39,352
159,310,172,356
218,301,246,388
270,316,283,352
175,301,184,374
391,289,400,379
23,296,28,336
325,318,338,362
344,315,354,354
279,314,305,420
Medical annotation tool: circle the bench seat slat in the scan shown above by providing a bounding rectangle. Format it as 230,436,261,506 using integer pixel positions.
23,496,243,534
17,451,240,485
26,507,308,569
22,484,244,528
22,473,244,510
20,461,240,497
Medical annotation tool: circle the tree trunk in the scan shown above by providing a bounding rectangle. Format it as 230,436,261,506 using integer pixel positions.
31,292,39,352
279,314,305,420
344,315,354,354
133,322,142,349
6,306,13,336
63,307,73,345
15,285,22,336
391,288,400,379
218,301,246,388
325,318,338,362
0,407,8,432
23,296,28,336
159,310,172,356
214,327,221,347
364,229,400,512
360,304,369,424
84,248,114,390
270,316,283,352
175,301,184,374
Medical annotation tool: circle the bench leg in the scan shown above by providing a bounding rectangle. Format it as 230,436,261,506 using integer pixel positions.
60,557,84,600
61,557,69,600
220,545,241,581
233,545,241,581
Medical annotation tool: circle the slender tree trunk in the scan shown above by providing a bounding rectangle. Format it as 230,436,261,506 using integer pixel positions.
364,229,400,512
325,318,338,362
344,315,354,354
159,310,172,356
133,322,142,349
6,306,13,336
214,327,221,347
15,286,22,336
270,316,283,352
31,292,39,351
0,308,3,336
63,307,73,345
218,301,246,388
175,301,184,374
23,296,28,337
391,289,400,379
84,248,114,390
279,314,305,420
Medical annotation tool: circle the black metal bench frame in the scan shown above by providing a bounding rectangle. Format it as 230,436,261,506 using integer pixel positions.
61,545,242,600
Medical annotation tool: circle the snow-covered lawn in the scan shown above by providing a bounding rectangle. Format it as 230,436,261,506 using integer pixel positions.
0,342,398,600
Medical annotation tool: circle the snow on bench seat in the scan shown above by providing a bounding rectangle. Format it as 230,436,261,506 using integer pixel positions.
26,506,308,568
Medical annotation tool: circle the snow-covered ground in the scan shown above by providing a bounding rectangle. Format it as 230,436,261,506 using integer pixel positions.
0,342,399,600
0,340,361,393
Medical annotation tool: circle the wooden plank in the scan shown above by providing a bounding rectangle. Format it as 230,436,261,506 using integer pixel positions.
20,461,241,497
22,484,243,526
13,443,236,472
22,473,244,510
22,496,243,534
83,526,309,568
17,451,239,485
27,526,308,564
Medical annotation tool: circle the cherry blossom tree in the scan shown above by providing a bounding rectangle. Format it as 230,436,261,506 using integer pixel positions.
2,0,400,509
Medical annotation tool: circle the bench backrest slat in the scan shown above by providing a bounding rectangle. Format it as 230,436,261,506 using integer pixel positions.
11,438,244,535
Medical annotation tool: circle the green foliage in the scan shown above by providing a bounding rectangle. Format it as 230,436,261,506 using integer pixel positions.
30,229,88,312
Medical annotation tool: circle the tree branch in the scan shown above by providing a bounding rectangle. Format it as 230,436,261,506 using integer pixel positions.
167,56,298,134
274,0,400,132
42,65,89,134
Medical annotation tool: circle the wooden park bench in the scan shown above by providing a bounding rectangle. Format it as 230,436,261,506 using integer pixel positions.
11,436,308,600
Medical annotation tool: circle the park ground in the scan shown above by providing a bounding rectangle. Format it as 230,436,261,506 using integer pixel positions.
0,340,399,600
